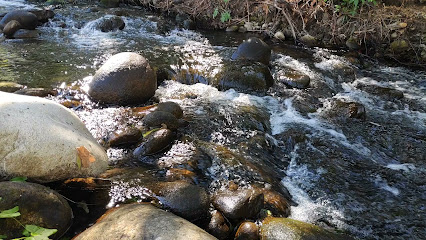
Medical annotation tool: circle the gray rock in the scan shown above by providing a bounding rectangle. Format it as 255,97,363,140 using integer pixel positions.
300,34,318,47
0,181,73,239
274,31,285,40
226,25,239,32
0,92,109,182
0,10,38,30
154,180,209,221
28,9,54,24
231,37,271,65
212,189,264,220
88,52,157,105
74,203,217,240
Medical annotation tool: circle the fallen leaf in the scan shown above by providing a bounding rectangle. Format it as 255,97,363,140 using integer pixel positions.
76,146,96,168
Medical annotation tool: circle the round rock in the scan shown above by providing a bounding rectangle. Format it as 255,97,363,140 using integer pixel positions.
74,203,217,240
0,181,73,239
235,221,259,240
0,10,38,30
156,101,184,119
212,61,274,92
133,128,174,156
231,37,271,65
88,52,157,105
0,92,109,182
142,111,179,130
154,180,210,221
212,188,264,220
3,20,21,38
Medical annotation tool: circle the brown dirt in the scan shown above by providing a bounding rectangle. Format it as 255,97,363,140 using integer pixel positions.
124,0,426,68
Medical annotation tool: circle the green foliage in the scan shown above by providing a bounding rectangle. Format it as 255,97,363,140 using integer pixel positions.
326,0,377,15
10,177,27,182
0,207,57,240
0,206,21,218
212,0,232,22
220,11,231,22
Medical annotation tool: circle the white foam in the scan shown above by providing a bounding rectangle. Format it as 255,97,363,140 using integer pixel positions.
386,163,416,172
374,175,400,196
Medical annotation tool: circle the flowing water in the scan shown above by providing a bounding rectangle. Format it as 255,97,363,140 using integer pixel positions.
1,1,425,239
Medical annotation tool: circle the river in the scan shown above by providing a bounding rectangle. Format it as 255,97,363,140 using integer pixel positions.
1,0,425,239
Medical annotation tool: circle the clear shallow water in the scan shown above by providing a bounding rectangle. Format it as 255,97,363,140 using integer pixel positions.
1,1,426,239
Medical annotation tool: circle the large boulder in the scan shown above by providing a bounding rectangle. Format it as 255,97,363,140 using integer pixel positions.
231,37,271,65
88,52,157,105
260,217,351,240
74,203,217,240
0,181,73,239
212,61,273,92
0,92,108,182
3,20,21,38
0,10,38,30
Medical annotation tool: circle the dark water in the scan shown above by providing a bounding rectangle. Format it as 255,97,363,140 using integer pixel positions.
1,0,425,239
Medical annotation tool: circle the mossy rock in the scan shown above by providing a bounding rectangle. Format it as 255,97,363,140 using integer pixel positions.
260,217,352,240
212,61,273,93
390,40,409,53
0,81,24,92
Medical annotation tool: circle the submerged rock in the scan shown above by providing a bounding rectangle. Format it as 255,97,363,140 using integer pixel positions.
154,180,209,221
28,9,55,24
321,100,366,121
94,16,125,32
212,188,264,220
235,221,259,240
279,69,310,89
212,61,273,93
262,189,291,217
88,52,157,105
0,181,72,239
74,203,217,240
231,37,271,65
12,29,39,39
0,92,108,182
260,217,350,240
355,82,404,100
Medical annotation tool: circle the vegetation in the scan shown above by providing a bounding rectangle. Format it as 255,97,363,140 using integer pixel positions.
0,206,57,240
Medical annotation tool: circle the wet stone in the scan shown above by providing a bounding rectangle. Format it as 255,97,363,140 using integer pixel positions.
231,37,271,65
0,181,73,239
166,168,196,182
156,101,184,119
260,217,351,240
0,81,24,92
235,221,259,240
133,128,174,156
208,210,231,240
142,111,179,130
3,20,21,38
212,188,264,220
153,180,209,221
107,127,142,147
321,100,366,121
279,69,310,89
262,189,291,217
355,82,404,100
12,29,39,39
14,87,57,97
